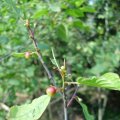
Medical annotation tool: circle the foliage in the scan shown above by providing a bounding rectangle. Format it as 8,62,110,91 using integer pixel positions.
8,95,51,120
77,73,120,91
75,96,94,120
0,0,120,120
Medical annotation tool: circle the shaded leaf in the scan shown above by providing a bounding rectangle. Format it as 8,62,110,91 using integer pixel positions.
25,66,35,77
56,24,68,41
49,3,61,12
4,0,21,18
0,36,9,44
73,20,84,29
8,79,20,86
38,43,49,50
76,96,94,120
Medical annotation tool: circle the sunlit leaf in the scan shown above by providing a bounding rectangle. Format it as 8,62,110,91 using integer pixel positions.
32,9,48,19
66,9,84,17
80,6,95,13
8,95,51,120
49,3,61,12
75,0,85,7
12,53,25,58
77,73,120,91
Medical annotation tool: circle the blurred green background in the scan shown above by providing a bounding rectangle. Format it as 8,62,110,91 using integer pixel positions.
0,0,120,120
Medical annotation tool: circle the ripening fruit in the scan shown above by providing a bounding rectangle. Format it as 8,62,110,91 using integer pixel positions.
46,86,57,97
25,52,30,59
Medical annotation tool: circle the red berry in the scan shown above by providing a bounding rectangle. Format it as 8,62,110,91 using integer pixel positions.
46,86,57,97
25,52,30,59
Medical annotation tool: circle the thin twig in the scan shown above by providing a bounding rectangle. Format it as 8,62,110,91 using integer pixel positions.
67,86,79,107
27,24,55,84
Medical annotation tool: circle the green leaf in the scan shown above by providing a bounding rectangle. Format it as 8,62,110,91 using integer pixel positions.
12,53,25,58
0,86,3,97
4,0,21,18
0,36,9,44
80,103,94,120
75,0,85,7
25,66,35,77
73,20,84,29
80,6,95,13
38,43,49,50
76,96,94,120
56,24,68,41
77,73,120,91
90,64,107,75
49,3,61,12
32,9,48,19
66,9,84,17
8,95,51,120
97,14,105,19
8,79,20,86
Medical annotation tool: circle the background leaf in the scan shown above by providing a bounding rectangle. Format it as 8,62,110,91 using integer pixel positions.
80,6,95,13
4,0,21,18
56,24,68,41
32,9,48,19
75,0,85,7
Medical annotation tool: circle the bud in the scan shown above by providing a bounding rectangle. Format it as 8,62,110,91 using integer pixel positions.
25,19,30,27
60,66,66,77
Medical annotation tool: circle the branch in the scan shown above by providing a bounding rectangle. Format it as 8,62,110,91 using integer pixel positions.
26,20,55,85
